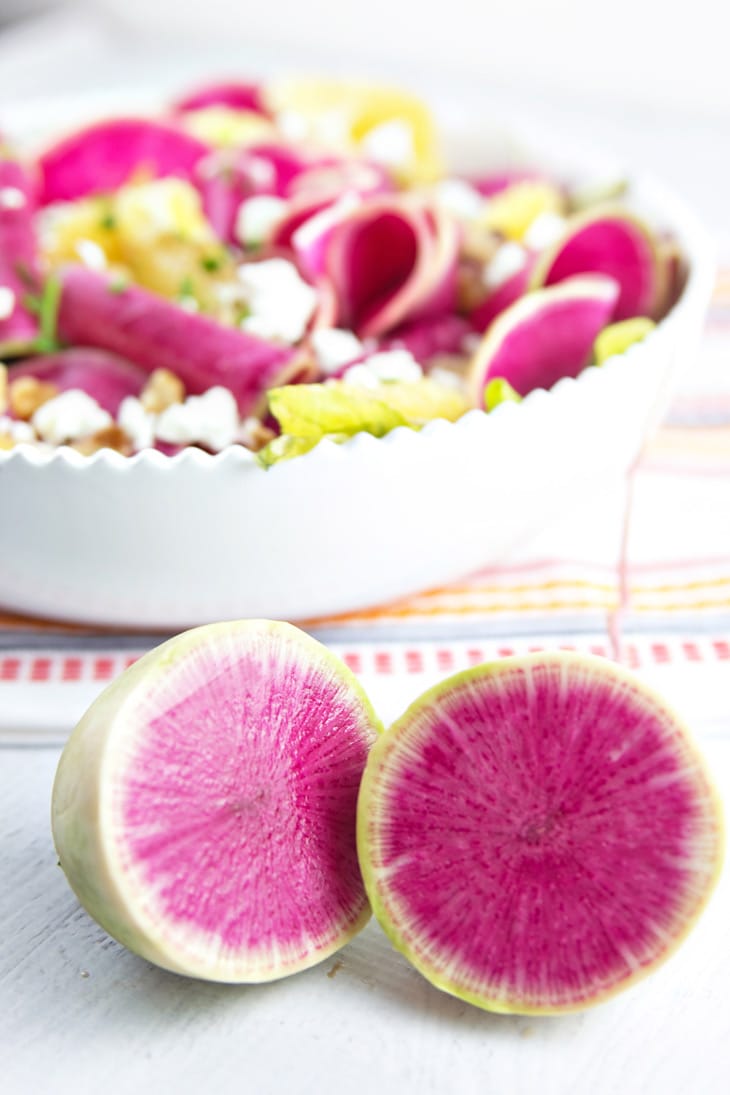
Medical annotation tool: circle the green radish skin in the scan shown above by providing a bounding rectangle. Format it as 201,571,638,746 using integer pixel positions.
52,620,381,983
357,652,724,1015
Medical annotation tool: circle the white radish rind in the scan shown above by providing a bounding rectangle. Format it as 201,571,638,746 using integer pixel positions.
52,620,381,983
357,652,724,1015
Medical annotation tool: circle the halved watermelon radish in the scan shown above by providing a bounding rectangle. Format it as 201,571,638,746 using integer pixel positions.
357,652,723,1014
531,206,660,321
38,118,211,205
469,274,619,402
52,620,381,982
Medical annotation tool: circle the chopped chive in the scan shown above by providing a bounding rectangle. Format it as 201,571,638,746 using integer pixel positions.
14,260,37,289
201,254,222,273
33,274,62,352
23,292,41,315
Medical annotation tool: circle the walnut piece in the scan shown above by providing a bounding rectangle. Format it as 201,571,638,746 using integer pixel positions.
72,425,133,457
140,368,185,413
8,376,59,420
239,416,276,452
457,263,489,313
461,222,502,266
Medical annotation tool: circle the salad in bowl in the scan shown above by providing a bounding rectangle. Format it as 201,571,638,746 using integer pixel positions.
0,77,713,626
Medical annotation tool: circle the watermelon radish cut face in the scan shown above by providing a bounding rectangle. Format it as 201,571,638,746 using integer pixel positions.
38,119,211,205
469,274,619,403
358,653,723,1014
531,207,659,320
52,620,381,982
333,209,420,333
172,81,269,116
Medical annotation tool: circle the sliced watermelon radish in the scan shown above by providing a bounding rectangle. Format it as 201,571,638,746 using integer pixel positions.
57,267,299,415
531,206,660,321
288,159,393,202
357,652,724,1014
270,195,333,253
38,118,211,205
325,197,459,339
52,620,381,982
0,158,41,354
8,349,147,415
381,313,471,363
469,169,541,197
197,142,312,241
172,80,268,116
269,161,393,258
469,274,619,402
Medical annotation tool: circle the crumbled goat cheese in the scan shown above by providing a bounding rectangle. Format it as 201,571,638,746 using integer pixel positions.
0,187,27,210
32,390,112,445
238,258,318,344
0,414,35,442
522,211,567,251
433,178,486,221
155,387,239,452
341,363,382,390
343,350,423,388
428,366,468,392
310,328,364,374
362,349,423,383
0,286,16,320
75,238,108,271
117,397,155,452
483,242,528,290
361,120,414,168
235,195,288,248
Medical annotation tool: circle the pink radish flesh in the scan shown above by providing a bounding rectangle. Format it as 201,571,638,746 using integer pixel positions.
172,81,268,116
0,158,41,352
469,258,535,333
539,215,657,320
335,210,419,333
57,267,297,414
8,349,147,415
359,655,723,1012
472,276,619,398
119,646,371,953
38,118,211,205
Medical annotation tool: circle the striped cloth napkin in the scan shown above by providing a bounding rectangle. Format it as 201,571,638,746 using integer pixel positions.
2,270,729,742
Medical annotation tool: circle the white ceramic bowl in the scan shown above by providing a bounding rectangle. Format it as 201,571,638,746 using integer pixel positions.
0,96,715,628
